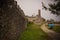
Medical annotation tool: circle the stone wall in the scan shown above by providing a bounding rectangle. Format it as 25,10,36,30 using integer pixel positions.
0,0,26,40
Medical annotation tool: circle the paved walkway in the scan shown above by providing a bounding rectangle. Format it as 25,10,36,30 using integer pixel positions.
40,24,60,40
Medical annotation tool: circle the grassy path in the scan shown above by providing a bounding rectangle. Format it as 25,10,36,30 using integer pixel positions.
18,23,52,40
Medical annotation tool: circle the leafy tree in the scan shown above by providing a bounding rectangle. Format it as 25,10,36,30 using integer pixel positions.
42,0,60,15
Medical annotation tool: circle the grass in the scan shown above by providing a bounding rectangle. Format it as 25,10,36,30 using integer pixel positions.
18,22,52,40
52,26,60,33
49,22,60,33
52,22,60,33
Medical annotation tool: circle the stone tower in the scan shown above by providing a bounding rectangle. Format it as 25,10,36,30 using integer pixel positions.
38,9,41,18
38,9,42,24
38,9,41,21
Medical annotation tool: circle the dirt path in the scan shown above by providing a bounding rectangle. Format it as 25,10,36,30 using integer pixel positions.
40,24,60,40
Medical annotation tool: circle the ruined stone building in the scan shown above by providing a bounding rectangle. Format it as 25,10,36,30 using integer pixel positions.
26,9,44,24
0,0,27,40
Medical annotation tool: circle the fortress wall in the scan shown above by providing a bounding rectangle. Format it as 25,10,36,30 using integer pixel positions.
0,0,27,40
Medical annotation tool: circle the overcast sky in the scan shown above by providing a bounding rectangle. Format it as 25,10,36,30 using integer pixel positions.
16,0,60,21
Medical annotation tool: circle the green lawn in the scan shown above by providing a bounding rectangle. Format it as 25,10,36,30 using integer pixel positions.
52,22,60,33
18,22,52,40
52,26,60,33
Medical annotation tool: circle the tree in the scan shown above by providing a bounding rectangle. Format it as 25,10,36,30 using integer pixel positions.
42,0,60,15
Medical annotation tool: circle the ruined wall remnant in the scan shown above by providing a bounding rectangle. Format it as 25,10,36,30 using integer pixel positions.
0,0,26,40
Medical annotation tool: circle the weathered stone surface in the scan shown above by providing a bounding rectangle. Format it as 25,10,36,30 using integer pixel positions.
0,0,26,40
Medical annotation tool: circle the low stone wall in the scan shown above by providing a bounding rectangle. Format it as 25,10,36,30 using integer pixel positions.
54,24,60,26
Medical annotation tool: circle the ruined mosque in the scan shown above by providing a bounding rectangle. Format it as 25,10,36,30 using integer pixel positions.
26,9,44,24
